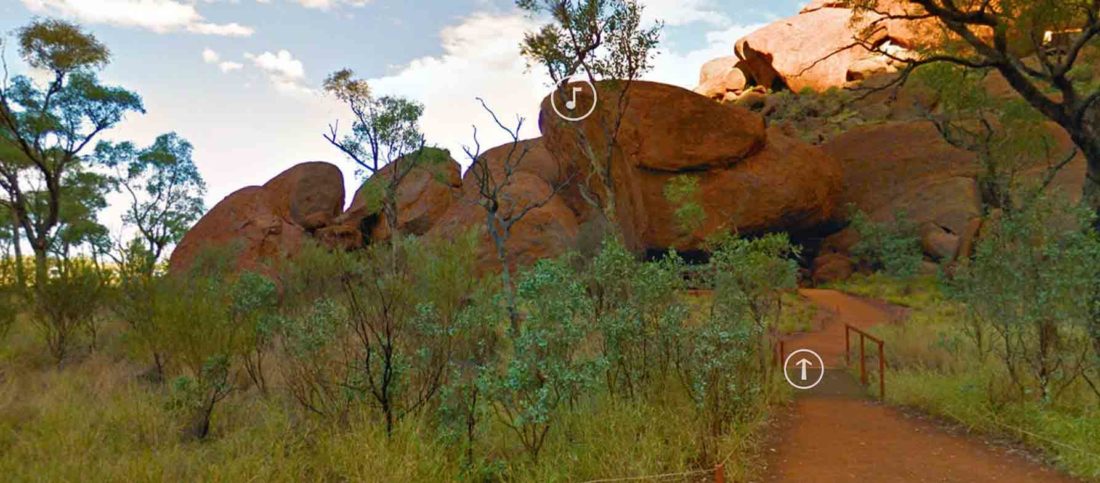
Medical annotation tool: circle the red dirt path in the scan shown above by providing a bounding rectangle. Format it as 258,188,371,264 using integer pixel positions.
762,289,1078,483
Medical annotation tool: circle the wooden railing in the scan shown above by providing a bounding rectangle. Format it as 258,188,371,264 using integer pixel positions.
845,323,885,400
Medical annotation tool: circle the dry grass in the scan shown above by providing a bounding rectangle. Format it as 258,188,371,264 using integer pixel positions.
857,277,1100,480
0,306,784,482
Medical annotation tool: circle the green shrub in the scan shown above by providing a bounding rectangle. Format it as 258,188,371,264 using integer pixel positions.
950,195,1100,402
589,238,687,398
850,209,923,278
0,286,16,341
663,175,706,236
487,258,603,462
32,259,110,362
680,233,798,456
155,247,276,440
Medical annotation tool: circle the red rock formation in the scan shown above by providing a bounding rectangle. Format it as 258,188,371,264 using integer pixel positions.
539,80,843,253
262,161,345,231
694,56,748,101
427,138,583,274
731,0,936,93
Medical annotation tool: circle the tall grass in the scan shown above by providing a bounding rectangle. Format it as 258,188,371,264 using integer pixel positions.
856,277,1100,480
0,311,783,482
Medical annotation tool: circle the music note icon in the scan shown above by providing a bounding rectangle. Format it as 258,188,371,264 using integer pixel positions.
565,86,582,110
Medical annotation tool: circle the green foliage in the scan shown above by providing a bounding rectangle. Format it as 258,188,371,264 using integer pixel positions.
516,0,662,83
17,19,109,72
867,274,1100,479
148,246,277,439
0,286,16,342
0,18,143,287
95,132,207,266
323,69,426,178
113,239,168,376
913,63,1062,210
850,209,923,278
663,175,706,236
31,259,110,362
488,258,603,461
277,235,486,437
681,234,797,451
950,194,1100,401
763,88,867,143
589,238,687,397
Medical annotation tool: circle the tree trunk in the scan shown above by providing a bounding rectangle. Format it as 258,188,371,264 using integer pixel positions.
10,216,25,291
33,244,48,291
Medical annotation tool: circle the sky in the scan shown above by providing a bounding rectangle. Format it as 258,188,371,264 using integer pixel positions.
0,0,806,235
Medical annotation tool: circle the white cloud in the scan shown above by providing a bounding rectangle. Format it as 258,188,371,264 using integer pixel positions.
246,50,313,95
364,12,547,168
218,61,243,73
293,0,370,10
202,48,242,73
20,0,255,36
247,50,305,79
187,22,255,37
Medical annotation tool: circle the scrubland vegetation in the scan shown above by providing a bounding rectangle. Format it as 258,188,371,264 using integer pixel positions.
834,194,1100,479
0,232,805,481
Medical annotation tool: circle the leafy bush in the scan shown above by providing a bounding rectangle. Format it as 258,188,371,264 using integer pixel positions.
155,248,277,440
588,238,687,398
680,234,798,455
663,175,706,236
850,209,923,278
950,195,1100,402
278,234,485,438
233,271,279,393
278,297,356,420
32,259,110,362
487,258,603,461
0,286,17,341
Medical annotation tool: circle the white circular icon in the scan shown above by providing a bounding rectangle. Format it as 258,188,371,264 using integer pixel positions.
783,349,825,390
550,78,598,122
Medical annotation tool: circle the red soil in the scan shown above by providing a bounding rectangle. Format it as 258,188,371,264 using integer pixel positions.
762,289,1078,483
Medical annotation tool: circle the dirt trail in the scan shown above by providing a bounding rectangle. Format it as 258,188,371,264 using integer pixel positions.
763,289,1077,483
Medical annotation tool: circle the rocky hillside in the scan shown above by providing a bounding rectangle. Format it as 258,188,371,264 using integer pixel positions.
170,1,1087,284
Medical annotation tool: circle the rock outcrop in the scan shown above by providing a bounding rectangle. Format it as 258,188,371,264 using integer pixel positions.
694,56,748,101
539,80,843,253
169,162,344,273
427,138,583,273
318,149,463,250
727,0,931,93
809,120,1086,282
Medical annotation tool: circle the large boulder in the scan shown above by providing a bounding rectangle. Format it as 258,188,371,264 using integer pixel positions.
369,152,462,240
169,162,345,273
427,138,582,273
168,186,306,274
694,56,748,100
817,120,1086,270
320,149,462,249
734,1,935,92
736,8,877,92
821,121,981,262
539,80,843,252
262,161,345,231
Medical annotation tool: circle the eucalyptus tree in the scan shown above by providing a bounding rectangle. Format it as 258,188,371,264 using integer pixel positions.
517,0,661,231
0,19,144,287
96,132,206,272
850,0,1100,225
322,69,442,250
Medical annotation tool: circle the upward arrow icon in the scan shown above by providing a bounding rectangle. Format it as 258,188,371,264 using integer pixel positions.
795,358,813,381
